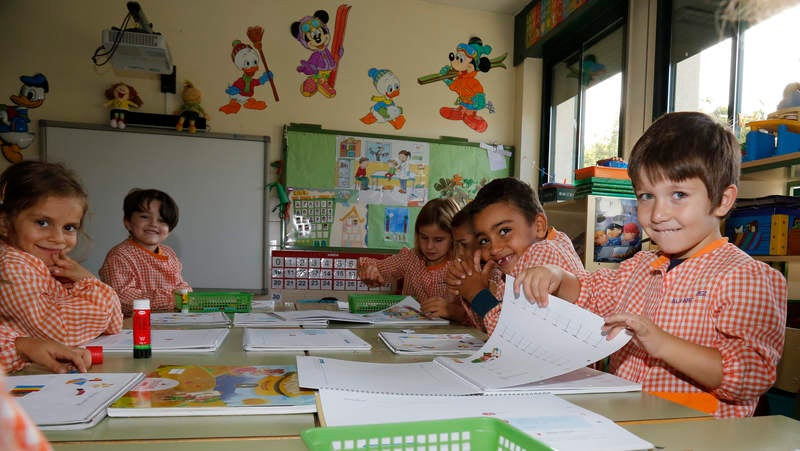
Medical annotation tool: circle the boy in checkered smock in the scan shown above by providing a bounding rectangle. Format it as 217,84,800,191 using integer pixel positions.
100,189,191,316
518,112,787,418
445,178,586,335
357,198,470,324
0,161,121,373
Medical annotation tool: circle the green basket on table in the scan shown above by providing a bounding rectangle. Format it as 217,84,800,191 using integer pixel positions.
301,417,551,451
347,294,406,313
173,291,252,313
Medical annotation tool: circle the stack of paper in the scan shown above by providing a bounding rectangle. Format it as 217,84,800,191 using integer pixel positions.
317,389,653,451
233,312,328,328
150,311,231,327
107,365,316,417
85,328,229,353
378,332,484,355
243,328,372,351
8,372,145,430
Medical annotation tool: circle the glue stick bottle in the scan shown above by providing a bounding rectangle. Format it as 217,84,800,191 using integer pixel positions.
133,299,152,359
178,288,190,313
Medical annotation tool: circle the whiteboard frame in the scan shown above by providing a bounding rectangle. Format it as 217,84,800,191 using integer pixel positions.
39,120,269,291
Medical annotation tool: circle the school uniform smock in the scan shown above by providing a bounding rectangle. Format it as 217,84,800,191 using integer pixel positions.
0,375,51,451
0,243,122,373
100,238,190,317
464,227,586,335
576,238,787,418
359,247,457,307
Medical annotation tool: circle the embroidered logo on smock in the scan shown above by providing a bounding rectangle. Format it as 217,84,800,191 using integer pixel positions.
671,297,693,304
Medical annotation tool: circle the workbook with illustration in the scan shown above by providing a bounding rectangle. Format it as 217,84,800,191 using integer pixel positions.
7,372,145,430
233,312,328,328
275,296,449,326
107,364,317,417
243,328,372,351
298,276,639,395
378,332,485,355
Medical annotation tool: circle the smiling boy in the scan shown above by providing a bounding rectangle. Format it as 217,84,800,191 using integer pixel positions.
517,112,787,418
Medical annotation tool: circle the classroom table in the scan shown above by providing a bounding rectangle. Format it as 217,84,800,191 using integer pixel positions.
32,319,708,446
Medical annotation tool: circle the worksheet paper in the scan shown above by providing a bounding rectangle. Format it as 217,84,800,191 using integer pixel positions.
233,312,328,328
242,328,372,351
85,328,229,353
298,276,635,394
318,389,653,451
149,311,230,327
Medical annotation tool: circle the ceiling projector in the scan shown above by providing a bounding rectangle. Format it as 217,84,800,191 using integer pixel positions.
99,2,173,74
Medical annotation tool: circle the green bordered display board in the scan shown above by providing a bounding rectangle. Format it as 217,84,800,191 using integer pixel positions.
283,123,512,250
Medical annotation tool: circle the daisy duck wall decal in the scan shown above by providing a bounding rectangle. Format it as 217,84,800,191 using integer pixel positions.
418,37,507,133
360,68,405,129
290,5,350,98
0,73,49,163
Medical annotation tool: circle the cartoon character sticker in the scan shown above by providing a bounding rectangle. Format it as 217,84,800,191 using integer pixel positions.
0,73,49,163
418,37,507,133
220,38,274,114
360,68,405,129
291,5,351,98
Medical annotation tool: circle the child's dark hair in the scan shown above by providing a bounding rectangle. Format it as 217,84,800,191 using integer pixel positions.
470,177,544,223
628,111,740,209
123,189,179,231
451,203,473,230
0,161,88,227
414,197,460,253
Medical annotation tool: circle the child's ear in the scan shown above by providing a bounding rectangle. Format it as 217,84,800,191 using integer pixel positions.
713,184,738,217
533,213,549,239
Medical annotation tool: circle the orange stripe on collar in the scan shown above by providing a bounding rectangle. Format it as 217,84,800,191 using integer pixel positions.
129,238,169,260
545,227,557,240
650,237,728,269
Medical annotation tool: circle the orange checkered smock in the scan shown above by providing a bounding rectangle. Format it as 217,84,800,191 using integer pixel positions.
0,374,51,451
359,247,458,307
99,238,191,317
0,244,122,373
464,228,586,334
576,238,787,418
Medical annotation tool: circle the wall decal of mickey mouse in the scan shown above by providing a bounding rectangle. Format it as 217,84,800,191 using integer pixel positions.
0,73,49,163
290,5,351,98
418,37,506,133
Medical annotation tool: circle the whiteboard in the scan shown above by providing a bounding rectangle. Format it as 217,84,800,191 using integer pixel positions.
40,121,268,290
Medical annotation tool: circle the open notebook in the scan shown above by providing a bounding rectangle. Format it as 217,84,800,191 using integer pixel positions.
85,328,229,353
233,312,328,328
8,372,145,430
275,296,449,326
298,276,640,395
378,331,485,355
150,311,231,327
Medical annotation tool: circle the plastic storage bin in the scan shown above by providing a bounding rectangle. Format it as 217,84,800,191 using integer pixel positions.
347,294,406,313
173,291,252,312
301,417,551,451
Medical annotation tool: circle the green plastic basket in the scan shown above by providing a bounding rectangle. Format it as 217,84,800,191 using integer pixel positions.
347,294,406,313
301,417,551,451
173,291,252,313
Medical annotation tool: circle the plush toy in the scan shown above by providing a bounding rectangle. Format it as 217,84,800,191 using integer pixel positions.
175,80,209,133
219,39,273,114
290,5,350,98
104,83,142,129
0,73,49,163
777,82,800,110
360,68,405,129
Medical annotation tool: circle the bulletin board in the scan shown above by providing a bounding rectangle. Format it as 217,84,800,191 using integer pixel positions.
283,123,513,250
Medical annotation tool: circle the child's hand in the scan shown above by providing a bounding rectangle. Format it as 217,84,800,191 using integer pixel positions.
446,250,492,301
15,337,92,373
357,261,384,288
49,251,95,283
420,296,448,318
601,312,668,357
513,265,567,307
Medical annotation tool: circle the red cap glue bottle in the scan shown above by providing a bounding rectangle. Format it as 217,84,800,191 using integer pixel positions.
133,299,152,359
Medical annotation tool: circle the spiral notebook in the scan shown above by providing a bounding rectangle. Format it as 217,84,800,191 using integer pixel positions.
298,276,639,395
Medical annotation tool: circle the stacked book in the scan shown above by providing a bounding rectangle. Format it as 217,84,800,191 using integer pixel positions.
573,166,634,199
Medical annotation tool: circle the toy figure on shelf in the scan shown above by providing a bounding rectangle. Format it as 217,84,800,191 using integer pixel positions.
360,68,405,129
104,82,142,129
174,81,209,133
266,160,289,220
219,39,274,114
0,73,49,163
290,5,350,98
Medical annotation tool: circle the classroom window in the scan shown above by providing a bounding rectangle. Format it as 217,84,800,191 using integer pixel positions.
544,25,624,185
660,0,800,136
